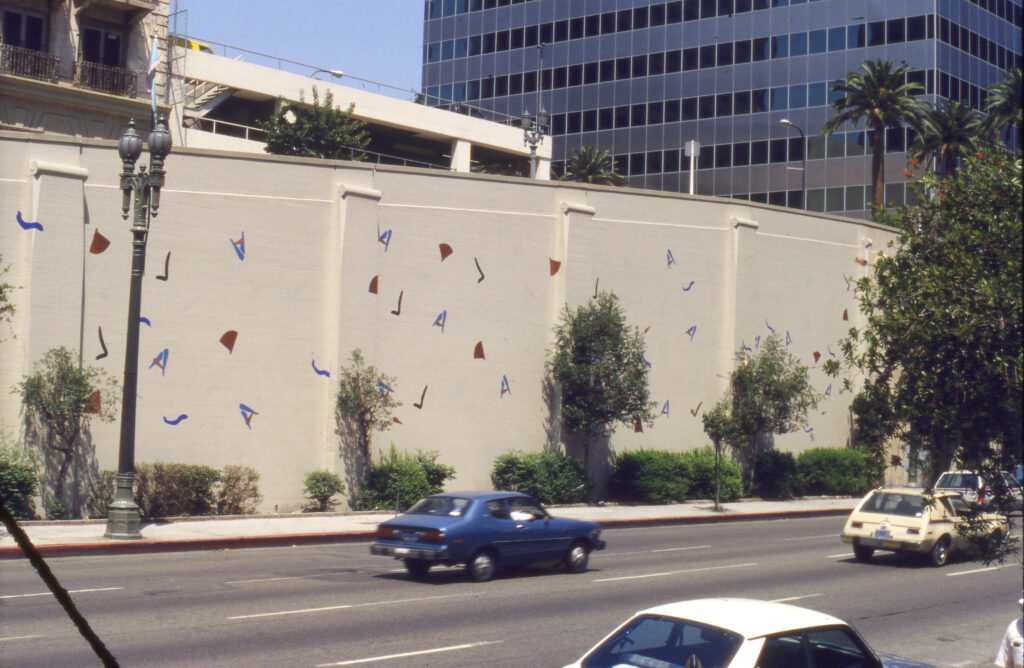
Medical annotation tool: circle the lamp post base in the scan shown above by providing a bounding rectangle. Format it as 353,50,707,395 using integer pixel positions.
104,473,141,540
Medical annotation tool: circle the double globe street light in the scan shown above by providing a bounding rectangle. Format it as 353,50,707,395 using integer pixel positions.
779,118,807,209
105,116,171,540
521,108,548,179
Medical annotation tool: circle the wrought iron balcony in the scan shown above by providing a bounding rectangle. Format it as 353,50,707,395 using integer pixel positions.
74,59,137,97
0,44,60,83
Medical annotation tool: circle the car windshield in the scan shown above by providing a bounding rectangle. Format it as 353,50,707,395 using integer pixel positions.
405,496,471,517
582,614,742,668
936,474,980,489
860,492,926,517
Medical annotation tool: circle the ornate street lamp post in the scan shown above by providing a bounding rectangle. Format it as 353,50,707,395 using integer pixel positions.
780,118,807,209
521,108,548,179
105,116,171,540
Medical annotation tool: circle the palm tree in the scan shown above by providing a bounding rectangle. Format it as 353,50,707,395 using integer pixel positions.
559,146,625,185
908,100,984,176
982,67,1022,143
821,60,927,215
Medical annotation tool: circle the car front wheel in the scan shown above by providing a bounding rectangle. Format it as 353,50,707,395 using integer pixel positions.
928,536,951,567
565,540,590,573
466,549,496,582
853,544,874,562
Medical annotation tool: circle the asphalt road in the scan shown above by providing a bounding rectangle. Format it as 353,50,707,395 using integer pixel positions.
1,516,1019,667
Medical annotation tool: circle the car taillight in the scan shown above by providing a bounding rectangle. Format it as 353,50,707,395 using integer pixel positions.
377,527,395,539
421,530,445,542
906,528,920,535
851,522,863,528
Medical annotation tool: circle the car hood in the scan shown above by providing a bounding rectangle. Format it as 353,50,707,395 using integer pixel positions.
877,652,939,668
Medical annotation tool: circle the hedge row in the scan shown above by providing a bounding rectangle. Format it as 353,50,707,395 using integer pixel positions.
608,447,743,504
351,446,456,512
754,448,872,500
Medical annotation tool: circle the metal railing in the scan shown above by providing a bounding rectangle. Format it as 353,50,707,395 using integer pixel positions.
0,44,59,83
74,60,137,98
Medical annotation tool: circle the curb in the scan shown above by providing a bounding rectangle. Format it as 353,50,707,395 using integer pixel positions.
0,507,851,560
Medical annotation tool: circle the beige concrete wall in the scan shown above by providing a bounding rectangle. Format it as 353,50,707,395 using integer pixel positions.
0,131,897,512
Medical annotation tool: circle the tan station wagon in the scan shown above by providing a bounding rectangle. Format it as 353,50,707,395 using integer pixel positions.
841,487,1007,567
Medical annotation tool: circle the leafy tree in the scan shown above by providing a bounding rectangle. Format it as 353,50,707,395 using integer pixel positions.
1,436,38,520
548,292,657,475
982,67,1022,143
335,349,401,490
15,347,118,516
826,149,1022,490
558,146,625,185
909,100,984,176
821,60,927,215
0,254,15,341
705,335,820,489
259,87,370,160
303,469,345,512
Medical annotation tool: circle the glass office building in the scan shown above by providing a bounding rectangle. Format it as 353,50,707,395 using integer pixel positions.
422,0,1022,215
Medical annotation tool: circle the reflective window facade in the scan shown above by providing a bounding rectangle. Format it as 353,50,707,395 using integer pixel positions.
422,0,1022,215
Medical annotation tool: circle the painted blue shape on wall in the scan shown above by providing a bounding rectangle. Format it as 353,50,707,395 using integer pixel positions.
163,414,188,426
666,249,675,268
682,281,695,291
140,317,152,326
433,310,447,333
377,380,393,397
686,325,697,341
500,375,511,397
231,232,245,261
765,318,775,334
378,229,392,251
661,400,670,416
16,211,43,231
149,348,168,375
239,403,258,429
312,359,330,378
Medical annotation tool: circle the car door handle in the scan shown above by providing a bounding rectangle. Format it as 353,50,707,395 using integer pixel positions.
515,524,526,529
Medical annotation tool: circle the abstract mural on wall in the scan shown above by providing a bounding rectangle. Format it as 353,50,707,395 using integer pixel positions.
220,330,238,353
16,211,42,231
368,275,379,294
690,401,703,416
433,310,447,332
150,348,168,375
391,291,403,316
88,229,110,254
474,257,485,283
439,243,453,261
140,317,152,326
667,249,676,267
239,403,258,429
311,359,330,378
413,386,428,409
473,341,485,359
377,381,393,398
661,400,669,416
378,228,392,252
682,281,695,291
231,232,246,260
156,252,170,281
549,259,561,276
163,414,188,426
95,326,108,360
686,325,697,341
500,376,511,397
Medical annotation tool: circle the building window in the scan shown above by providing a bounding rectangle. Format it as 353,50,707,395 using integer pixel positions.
81,26,123,67
3,9,45,51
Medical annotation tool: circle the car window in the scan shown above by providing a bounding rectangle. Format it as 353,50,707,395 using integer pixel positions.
508,497,546,520
405,496,471,516
1001,473,1019,489
485,499,510,519
757,634,806,668
861,492,924,517
805,627,878,668
943,495,971,515
582,614,742,668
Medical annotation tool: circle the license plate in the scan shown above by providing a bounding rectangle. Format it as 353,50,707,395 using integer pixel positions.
873,529,891,539
395,547,409,555
882,540,900,549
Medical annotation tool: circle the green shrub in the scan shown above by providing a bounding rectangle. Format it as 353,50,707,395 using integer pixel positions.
44,497,70,520
0,445,38,520
681,446,744,501
490,450,590,505
85,470,116,519
797,448,870,496
216,465,262,515
608,449,689,504
353,445,456,512
135,463,221,518
303,469,346,512
754,450,800,499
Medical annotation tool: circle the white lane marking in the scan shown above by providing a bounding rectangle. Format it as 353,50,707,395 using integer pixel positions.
652,545,711,553
947,564,1014,577
0,635,43,642
0,587,123,600
784,534,840,541
771,593,823,603
317,640,503,667
228,592,474,621
827,553,854,558
594,562,757,583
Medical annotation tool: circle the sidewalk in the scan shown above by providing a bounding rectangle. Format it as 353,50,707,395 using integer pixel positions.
0,496,860,559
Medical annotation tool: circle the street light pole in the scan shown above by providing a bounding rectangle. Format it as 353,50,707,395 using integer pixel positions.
105,116,171,540
522,108,548,179
779,119,806,208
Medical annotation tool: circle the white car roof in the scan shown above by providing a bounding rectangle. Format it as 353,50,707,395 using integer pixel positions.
637,598,846,639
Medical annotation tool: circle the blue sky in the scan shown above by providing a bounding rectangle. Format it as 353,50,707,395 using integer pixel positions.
175,1,424,97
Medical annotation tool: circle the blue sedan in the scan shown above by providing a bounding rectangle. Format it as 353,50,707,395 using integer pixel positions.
370,491,606,581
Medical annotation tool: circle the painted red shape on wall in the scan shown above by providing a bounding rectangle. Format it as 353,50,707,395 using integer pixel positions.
550,259,561,276
439,243,453,261
89,229,110,254
633,417,643,433
842,308,849,321
85,390,101,414
813,351,821,364
220,330,238,354
473,341,485,359
368,275,379,294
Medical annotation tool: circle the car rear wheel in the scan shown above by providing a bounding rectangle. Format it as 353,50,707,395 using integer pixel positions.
853,544,874,562
466,549,496,582
565,540,590,573
928,536,951,567
404,559,431,579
